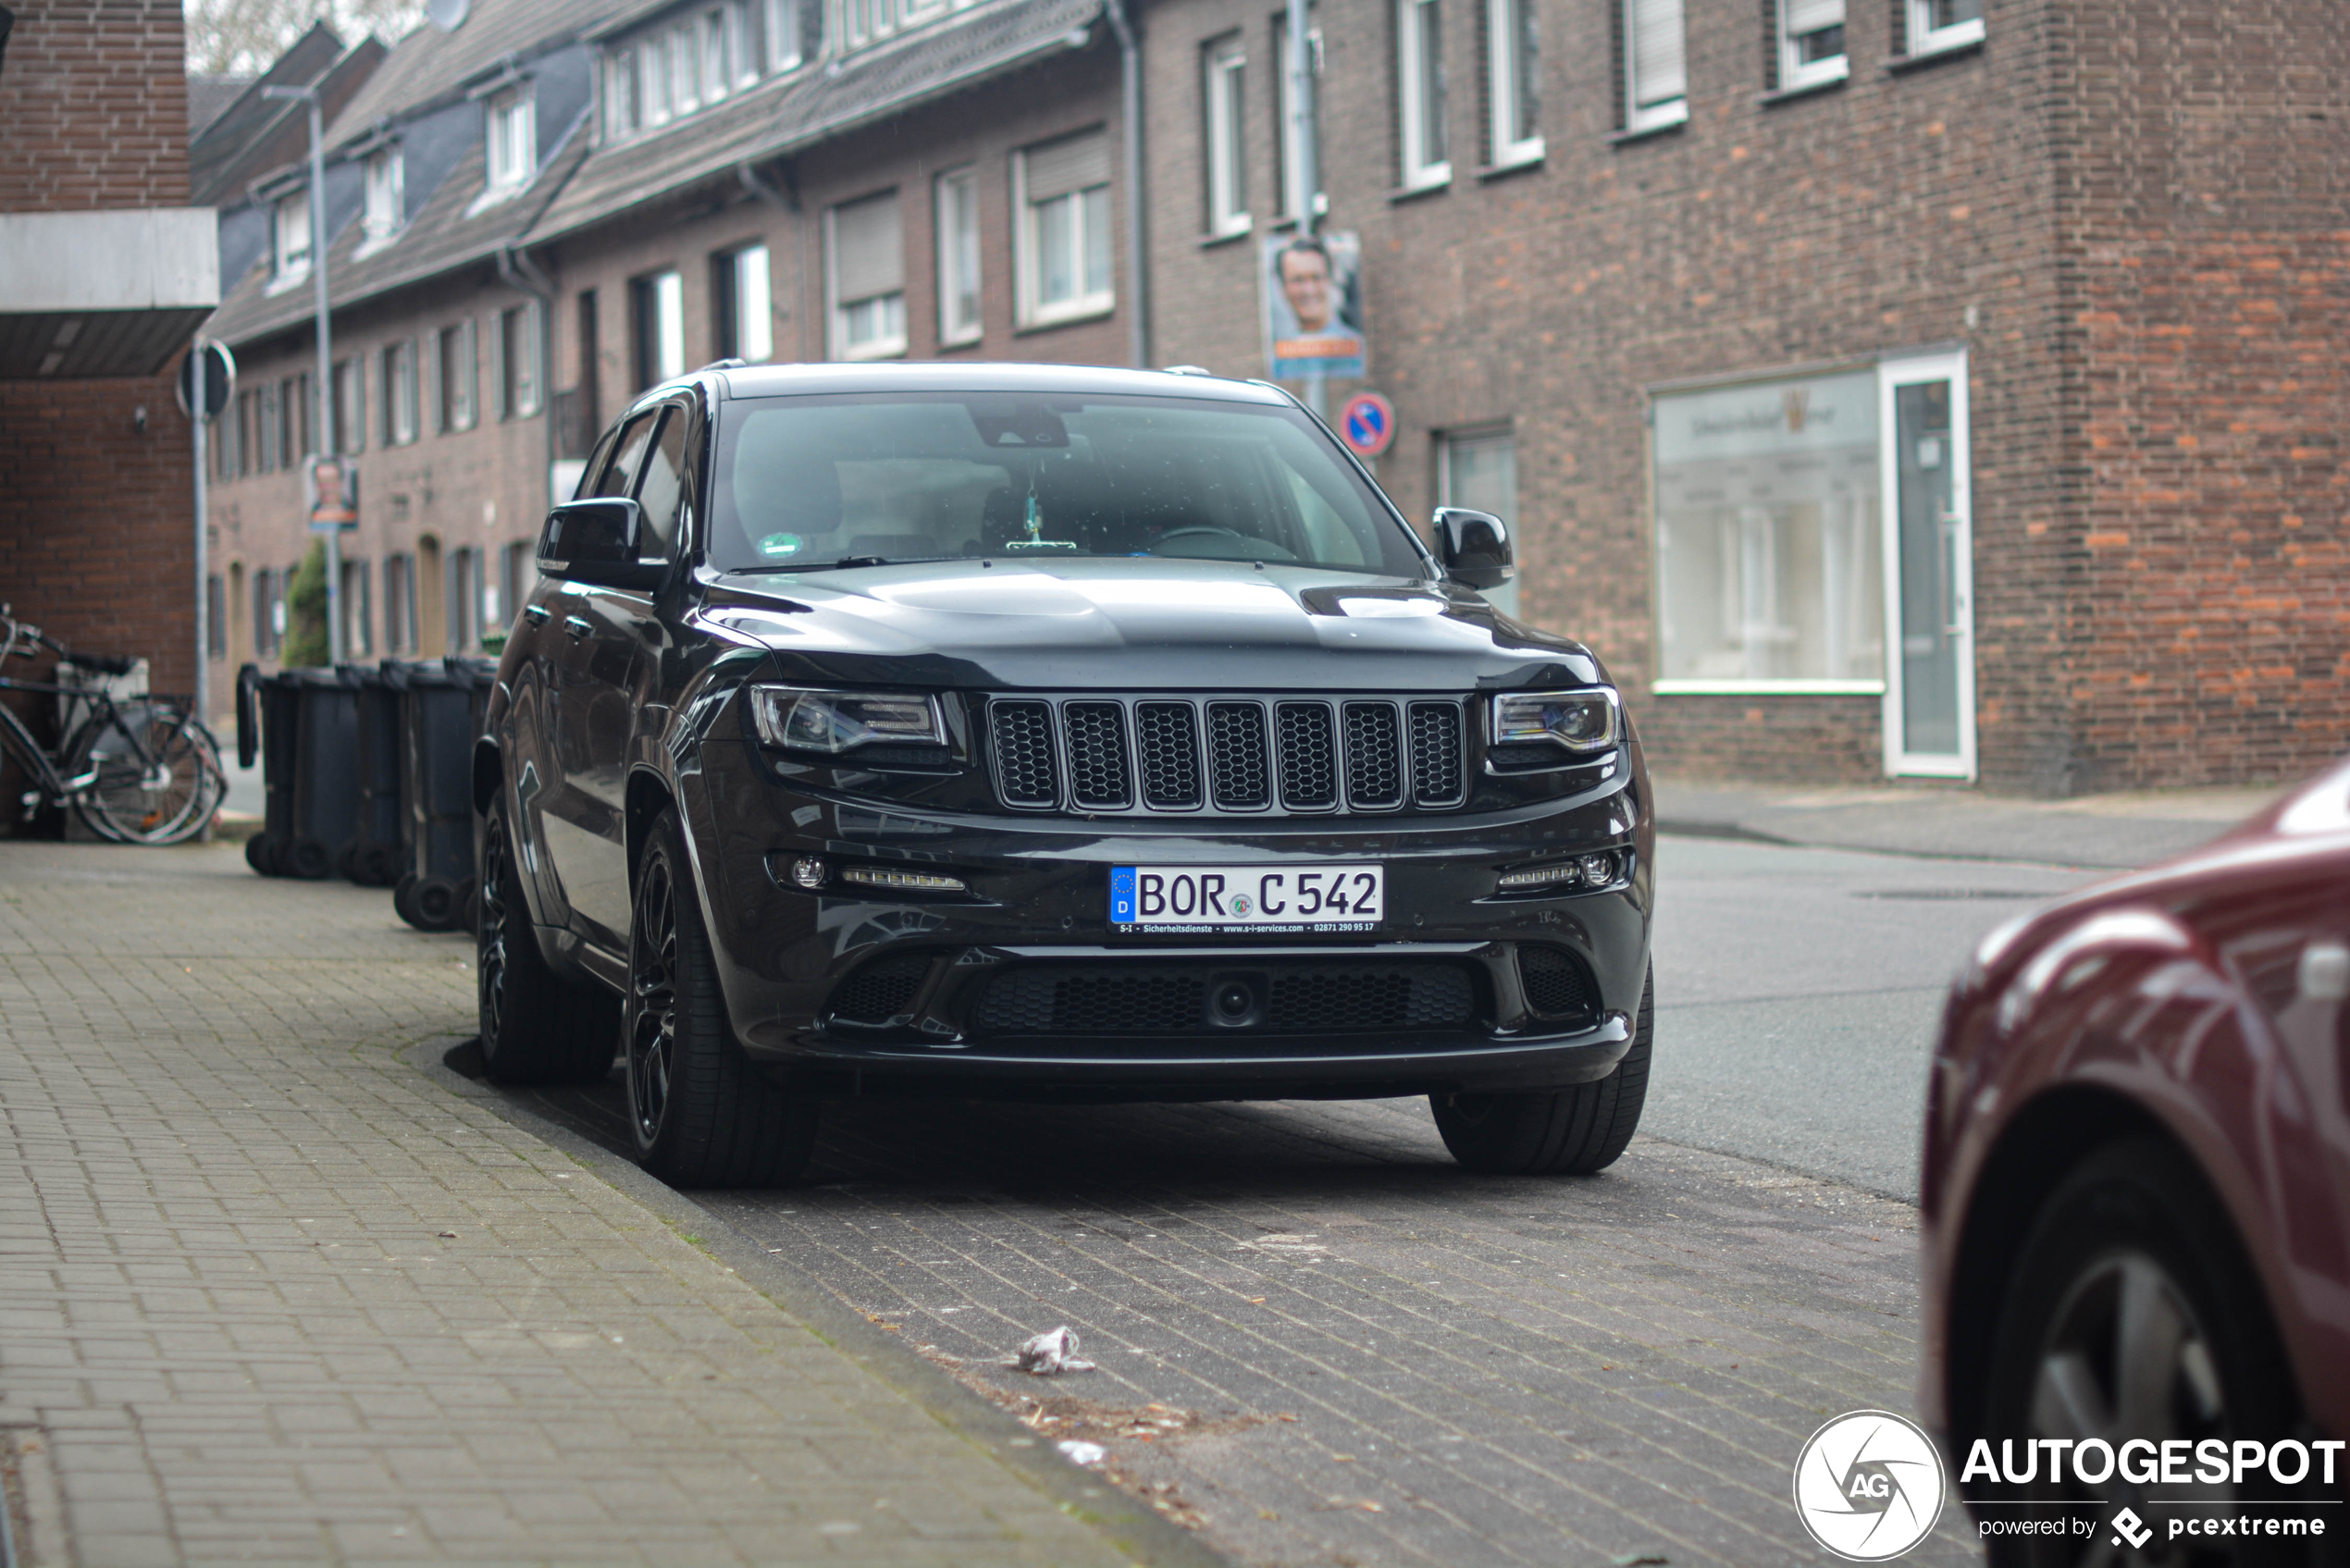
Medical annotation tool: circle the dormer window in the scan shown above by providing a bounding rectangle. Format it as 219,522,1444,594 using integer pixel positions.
486,89,536,192
363,149,404,242
273,192,312,279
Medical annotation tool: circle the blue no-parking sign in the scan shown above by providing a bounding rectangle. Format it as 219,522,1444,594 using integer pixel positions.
1340,391,1395,458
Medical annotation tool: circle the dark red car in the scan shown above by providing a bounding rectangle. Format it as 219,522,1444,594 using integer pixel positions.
1922,759,2350,1558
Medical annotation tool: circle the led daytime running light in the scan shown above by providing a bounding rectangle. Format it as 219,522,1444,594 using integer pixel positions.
841,867,969,894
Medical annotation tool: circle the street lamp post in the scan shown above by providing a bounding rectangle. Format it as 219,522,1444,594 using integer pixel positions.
1285,0,1323,421
262,83,344,666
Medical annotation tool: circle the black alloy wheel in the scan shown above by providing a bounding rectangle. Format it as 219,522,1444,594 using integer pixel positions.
476,797,613,1085
1431,966,1652,1176
1976,1140,2307,1567
623,809,817,1188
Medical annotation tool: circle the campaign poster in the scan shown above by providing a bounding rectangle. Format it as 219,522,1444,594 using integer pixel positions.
1263,230,1366,380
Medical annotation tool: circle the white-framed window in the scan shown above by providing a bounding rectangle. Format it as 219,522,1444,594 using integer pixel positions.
499,542,533,639
1904,0,1983,57
699,10,732,102
1015,130,1113,327
273,191,312,280
362,149,404,242
604,46,638,138
639,35,674,126
438,319,477,432
842,0,897,49
717,243,773,361
765,0,809,71
500,302,542,417
1775,0,1848,93
1651,369,1885,691
486,88,537,192
1203,37,1249,238
1621,0,1687,133
1487,0,1541,166
633,269,686,387
383,340,419,446
383,553,417,652
934,168,983,345
449,547,481,652
332,355,365,453
341,559,373,658
1273,15,1324,220
1441,427,1520,618
1396,0,1449,190
669,22,700,114
827,191,907,359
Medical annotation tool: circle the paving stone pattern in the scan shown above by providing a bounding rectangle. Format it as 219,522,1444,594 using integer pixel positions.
517,1084,1988,1567
0,842,1136,1567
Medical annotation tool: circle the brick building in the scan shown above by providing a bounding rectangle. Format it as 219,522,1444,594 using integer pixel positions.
0,0,217,723
199,0,2347,792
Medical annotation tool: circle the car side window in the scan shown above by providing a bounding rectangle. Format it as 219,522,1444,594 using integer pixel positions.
588,412,659,499
632,407,690,559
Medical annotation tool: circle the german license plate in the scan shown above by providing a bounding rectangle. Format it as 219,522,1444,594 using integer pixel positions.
1108,865,1384,934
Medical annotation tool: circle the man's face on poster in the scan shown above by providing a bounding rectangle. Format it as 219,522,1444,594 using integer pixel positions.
1280,247,1335,333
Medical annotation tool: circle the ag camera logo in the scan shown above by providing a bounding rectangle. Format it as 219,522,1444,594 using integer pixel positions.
1793,1410,1948,1561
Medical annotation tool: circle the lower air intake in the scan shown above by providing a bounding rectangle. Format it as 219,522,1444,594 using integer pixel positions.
1516,945,1598,1024
827,954,932,1023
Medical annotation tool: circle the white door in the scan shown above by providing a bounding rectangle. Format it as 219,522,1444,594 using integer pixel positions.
1878,352,1975,778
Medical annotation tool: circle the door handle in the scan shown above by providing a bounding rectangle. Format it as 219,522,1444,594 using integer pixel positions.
563,615,593,640
523,605,550,627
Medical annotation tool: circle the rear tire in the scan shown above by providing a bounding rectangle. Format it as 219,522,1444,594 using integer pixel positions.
624,809,817,1189
1975,1140,2307,1566
476,797,615,1085
1432,967,1652,1175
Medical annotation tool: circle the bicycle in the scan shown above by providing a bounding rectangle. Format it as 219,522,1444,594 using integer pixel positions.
0,605,227,846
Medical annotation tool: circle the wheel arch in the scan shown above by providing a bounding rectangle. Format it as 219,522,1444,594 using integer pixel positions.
1942,1084,2281,1451
625,767,675,886
473,737,502,815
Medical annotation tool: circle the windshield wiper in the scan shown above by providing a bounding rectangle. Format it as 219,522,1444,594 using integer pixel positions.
725,555,963,574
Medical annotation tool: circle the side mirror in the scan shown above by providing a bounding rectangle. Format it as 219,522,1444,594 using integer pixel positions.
1432,507,1515,590
536,497,666,591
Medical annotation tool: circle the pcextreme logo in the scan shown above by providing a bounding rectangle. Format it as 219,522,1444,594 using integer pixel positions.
1793,1411,1948,1562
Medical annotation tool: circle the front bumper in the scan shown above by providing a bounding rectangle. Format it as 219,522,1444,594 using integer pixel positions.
681,738,1652,1101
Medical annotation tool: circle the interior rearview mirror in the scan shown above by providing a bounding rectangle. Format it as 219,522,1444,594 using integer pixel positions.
1432,508,1515,590
536,498,665,591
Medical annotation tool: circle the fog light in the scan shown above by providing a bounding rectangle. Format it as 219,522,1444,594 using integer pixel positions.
1495,862,1583,892
788,856,828,890
841,866,969,894
1577,852,1616,886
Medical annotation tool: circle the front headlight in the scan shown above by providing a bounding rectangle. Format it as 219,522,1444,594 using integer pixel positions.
749,686,946,753
1490,688,1620,753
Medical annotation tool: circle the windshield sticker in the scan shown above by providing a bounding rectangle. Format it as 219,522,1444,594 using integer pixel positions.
757,532,804,559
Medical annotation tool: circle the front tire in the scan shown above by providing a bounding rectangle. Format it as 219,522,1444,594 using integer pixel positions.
1432,967,1652,1175
1975,1140,2305,1566
624,809,817,1189
476,798,614,1085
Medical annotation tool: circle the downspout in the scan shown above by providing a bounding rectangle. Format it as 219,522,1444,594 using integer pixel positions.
737,159,805,363
495,243,561,512
1101,0,1147,368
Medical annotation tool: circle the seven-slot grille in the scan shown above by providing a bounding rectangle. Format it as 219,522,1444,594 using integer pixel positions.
987,696,1466,815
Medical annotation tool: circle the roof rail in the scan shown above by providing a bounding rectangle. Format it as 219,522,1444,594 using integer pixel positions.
697,358,748,373
1160,364,1213,377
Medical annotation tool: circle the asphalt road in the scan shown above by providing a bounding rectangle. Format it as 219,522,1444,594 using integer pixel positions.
1644,836,2096,1200
471,832,2118,1566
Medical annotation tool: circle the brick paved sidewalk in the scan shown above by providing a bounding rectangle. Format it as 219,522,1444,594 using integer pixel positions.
0,840,1189,1567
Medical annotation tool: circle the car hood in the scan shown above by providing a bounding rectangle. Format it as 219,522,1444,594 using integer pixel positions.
693,557,1606,693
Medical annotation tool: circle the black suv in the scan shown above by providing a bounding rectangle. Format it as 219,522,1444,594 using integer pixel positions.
474,363,1653,1188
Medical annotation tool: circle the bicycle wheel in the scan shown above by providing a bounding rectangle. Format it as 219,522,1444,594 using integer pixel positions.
69,702,226,846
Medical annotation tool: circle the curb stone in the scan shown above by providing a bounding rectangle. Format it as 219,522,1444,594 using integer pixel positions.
402,1034,1236,1568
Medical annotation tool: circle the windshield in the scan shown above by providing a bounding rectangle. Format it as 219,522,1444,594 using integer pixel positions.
706,391,1429,575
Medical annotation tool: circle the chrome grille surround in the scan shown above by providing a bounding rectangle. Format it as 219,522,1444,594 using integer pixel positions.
984,695,1468,816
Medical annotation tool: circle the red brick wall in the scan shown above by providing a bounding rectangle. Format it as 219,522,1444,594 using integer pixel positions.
2042,0,2350,792
0,377,199,704
0,0,192,211
1146,0,2074,788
